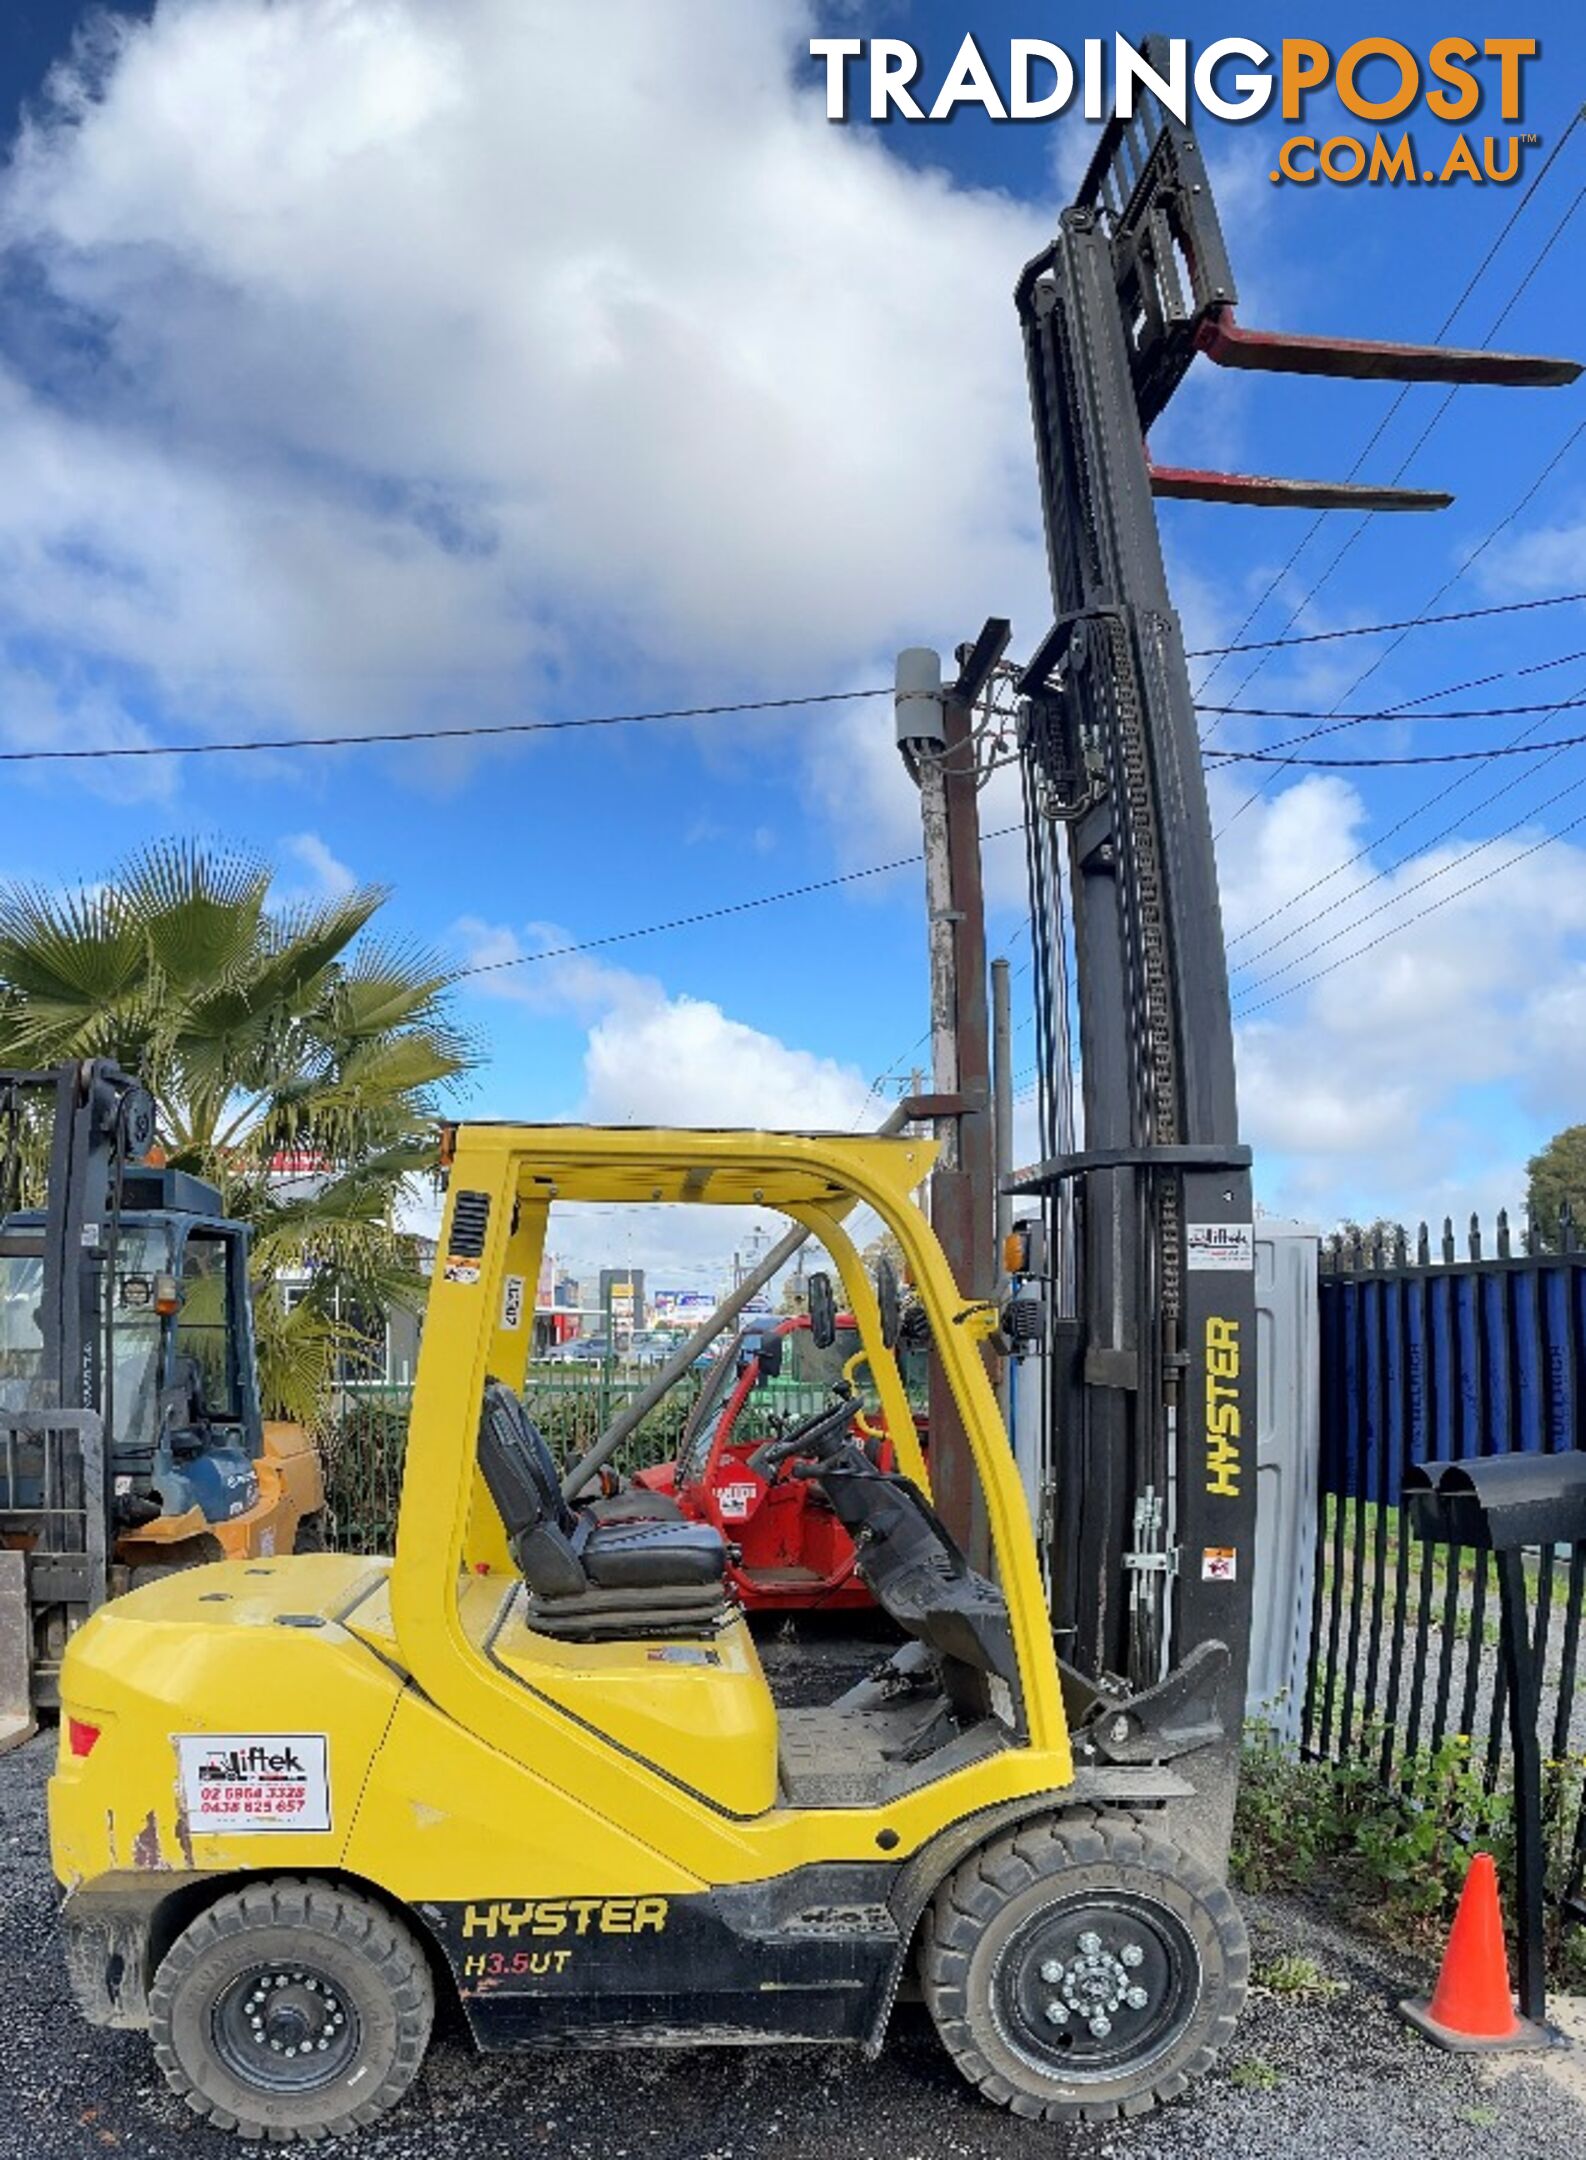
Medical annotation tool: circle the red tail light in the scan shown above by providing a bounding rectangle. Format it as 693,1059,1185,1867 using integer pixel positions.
67,1718,101,1759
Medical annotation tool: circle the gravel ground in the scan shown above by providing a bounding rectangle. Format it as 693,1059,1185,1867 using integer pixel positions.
6,1730,1586,2160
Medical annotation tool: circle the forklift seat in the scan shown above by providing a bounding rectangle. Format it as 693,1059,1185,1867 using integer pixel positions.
477,1383,727,1609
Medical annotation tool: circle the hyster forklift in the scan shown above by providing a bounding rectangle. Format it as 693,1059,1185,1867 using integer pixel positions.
45,56,1577,2143
1,1060,323,1743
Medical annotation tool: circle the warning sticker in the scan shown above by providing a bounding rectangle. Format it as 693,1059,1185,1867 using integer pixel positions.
1201,1547,1238,1583
1186,1223,1254,1272
715,1480,759,1521
500,1274,526,1331
176,1734,332,1834
444,1259,481,1286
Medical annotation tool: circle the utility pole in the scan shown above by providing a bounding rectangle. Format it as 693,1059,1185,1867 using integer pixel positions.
895,623,1007,1568
991,952,1014,1426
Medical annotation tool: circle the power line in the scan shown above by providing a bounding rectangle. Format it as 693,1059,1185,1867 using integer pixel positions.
1212,412,1586,829
1185,589,1586,663
1233,733,1586,1003
5,589,1584,772
1208,729,1586,770
1231,675,1586,968
0,686,889,765
1203,692,1586,725
1194,110,1585,712
1227,668,1586,954
459,823,1027,980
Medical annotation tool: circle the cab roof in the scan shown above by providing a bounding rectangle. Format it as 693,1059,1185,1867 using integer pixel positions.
443,1123,937,1210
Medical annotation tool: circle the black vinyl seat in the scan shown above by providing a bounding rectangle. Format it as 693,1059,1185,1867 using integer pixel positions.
476,1383,727,1636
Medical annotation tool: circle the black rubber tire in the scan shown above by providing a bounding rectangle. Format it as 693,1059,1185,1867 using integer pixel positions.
291,1511,328,1555
920,1811,1247,2124
149,1878,434,2142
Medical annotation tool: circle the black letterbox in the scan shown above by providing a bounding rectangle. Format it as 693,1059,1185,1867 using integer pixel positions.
1403,1450,1586,1553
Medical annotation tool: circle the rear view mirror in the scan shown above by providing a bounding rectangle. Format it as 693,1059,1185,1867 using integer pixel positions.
876,1256,900,1350
807,1271,837,1350
753,1329,784,1382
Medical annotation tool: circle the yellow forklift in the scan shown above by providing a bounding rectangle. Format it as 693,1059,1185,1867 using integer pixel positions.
49,1120,1247,2137
43,49,1575,2143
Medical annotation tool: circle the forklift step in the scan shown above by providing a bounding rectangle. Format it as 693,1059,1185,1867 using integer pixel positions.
742,1565,824,1587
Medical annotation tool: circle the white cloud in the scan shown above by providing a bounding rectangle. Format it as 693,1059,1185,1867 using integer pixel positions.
280,829,356,899
455,912,872,1129
0,0,1049,755
1217,765,1586,1224
452,910,876,1282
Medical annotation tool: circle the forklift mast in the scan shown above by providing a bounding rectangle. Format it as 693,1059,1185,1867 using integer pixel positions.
2,1061,158,1420
1007,47,1579,1853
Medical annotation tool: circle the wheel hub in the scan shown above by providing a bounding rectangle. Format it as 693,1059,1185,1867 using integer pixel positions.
213,1965,358,2091
993,1893,1200,2082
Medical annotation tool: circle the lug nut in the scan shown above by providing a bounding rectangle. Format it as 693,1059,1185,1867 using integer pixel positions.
1089,2013,1112,2038
1077,1931,1102,1957
1044,2000,1070,2025
1120,1942,1144,1967
1126,1985,1149,2009
1040,1959,1063,1983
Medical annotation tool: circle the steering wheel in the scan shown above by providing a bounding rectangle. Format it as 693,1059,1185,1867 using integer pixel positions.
744,1388,859,1480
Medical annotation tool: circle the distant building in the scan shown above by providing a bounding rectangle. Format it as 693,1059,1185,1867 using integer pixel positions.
598,1268,645,1350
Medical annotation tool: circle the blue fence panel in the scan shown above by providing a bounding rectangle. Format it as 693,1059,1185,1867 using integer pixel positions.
1320,1248,1586,1505
1308,1224,1586,1792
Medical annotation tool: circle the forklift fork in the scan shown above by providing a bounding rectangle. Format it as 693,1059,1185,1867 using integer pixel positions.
1062,39,1578,516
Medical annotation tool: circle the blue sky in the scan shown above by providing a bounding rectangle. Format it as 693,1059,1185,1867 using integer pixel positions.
0,1,1583,1269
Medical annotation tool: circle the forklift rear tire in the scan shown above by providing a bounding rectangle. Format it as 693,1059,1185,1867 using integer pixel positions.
149,1878,434,2141
920,1812,1246,2123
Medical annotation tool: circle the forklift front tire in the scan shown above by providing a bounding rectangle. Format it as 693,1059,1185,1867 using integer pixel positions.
920,1812,1246,2123
149,1878,434,2141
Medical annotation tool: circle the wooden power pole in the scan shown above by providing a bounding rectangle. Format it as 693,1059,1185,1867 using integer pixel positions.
895,622,1008,1569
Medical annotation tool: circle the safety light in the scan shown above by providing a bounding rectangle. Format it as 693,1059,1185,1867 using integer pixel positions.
67,1718,101,1759
153,1272,181,1316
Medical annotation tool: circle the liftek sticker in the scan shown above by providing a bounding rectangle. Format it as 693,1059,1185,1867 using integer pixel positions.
444,1259,481,1286
1202,1547,1238,1583
715,1481,759,1521
500,1274,526,1331
176,1734,331,1834
1186,1223,1255,1272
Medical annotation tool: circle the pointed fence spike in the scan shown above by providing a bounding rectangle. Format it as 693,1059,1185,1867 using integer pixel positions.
1443,1215,1456,1265
1469,1211,1482,1263
1417,1221,1431,1267
1497,1207,1511,1260
1394,1224,1409,1269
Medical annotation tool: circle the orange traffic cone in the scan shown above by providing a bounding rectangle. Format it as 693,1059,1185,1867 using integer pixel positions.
1400,1853,1552,2052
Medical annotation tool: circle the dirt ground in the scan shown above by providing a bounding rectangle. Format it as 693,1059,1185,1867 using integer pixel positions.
6,1729,1586,2160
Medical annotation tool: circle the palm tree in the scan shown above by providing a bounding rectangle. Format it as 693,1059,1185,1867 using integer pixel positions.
0,841,475,1423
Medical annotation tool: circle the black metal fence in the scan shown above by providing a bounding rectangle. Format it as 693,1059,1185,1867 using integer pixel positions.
1304,1208,1586,1819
